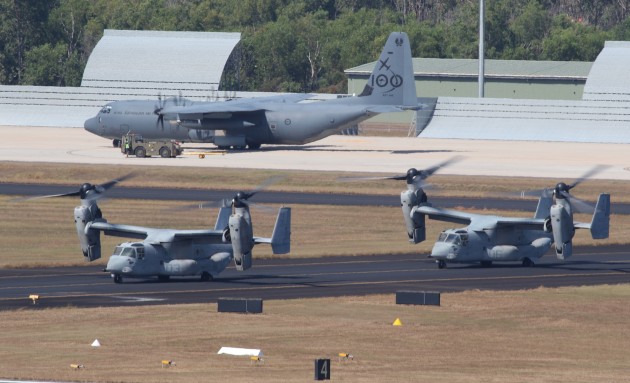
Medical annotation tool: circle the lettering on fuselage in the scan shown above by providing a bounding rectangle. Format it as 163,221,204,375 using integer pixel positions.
123,111,152,116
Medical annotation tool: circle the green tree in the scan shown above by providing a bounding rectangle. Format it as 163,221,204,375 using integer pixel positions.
23,43,65,85
507,0,552,59
442,1,478,58
0,0,55,84
541,15,609,61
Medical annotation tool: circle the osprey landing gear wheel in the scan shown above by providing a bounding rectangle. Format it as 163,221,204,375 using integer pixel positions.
200,271,213,282
437,260,447,269
522,257,535,267
112,274,122,284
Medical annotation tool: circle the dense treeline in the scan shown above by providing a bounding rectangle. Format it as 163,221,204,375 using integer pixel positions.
1,0,630,93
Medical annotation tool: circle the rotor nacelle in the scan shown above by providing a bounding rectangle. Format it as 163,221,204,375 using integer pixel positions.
401,187,428,244
228,206,254,271
74,203,104,261
549,198,575,259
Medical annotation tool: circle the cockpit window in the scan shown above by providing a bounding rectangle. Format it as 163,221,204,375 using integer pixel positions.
113,246,124,256
100,105,112,114
120,247,136,258
438,232,462,245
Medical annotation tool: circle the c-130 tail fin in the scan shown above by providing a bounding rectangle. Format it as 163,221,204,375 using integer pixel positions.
358,32,417,107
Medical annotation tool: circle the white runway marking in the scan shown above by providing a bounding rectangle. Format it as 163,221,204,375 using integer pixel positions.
113,296,166,303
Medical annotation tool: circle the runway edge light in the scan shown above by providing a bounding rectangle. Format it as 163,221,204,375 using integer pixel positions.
393,318,403,326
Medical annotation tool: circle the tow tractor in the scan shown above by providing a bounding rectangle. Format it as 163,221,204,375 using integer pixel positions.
121,133,183,158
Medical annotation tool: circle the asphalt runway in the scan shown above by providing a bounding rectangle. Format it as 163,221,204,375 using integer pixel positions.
1,245,628,311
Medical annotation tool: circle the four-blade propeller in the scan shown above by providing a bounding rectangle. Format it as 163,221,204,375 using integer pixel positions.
520,165,610,213
339,156,463,188
19,173,136,203
181,175,285,211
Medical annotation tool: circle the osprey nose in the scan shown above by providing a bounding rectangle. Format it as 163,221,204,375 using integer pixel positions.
431,242,457,259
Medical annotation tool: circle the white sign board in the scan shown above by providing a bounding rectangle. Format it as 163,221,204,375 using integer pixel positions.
217,347,262,357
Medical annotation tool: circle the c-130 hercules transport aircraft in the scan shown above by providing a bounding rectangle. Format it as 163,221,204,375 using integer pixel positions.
84,32,419,149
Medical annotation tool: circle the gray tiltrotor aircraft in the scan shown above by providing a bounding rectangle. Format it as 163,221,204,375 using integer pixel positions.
32,175,291,283
389,163,610,268
84,32,418,149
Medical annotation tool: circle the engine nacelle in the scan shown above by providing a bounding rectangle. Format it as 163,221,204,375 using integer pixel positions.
229,209,254,271
74,204,103,262
401,188,427,243
550,204,575,259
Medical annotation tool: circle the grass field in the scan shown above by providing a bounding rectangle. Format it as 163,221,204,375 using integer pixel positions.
1,161,629,382
1,286,630,382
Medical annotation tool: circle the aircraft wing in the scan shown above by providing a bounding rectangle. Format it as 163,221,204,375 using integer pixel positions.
88,222,151,240
172,229,224,239
417,206,547,231
160,93,313,116
89,222,224,243
414,206,473,225
493,218,545,231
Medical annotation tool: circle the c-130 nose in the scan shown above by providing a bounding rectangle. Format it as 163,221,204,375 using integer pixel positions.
84,116,99,134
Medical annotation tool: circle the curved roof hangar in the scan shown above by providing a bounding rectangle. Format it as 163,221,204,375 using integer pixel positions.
81,30,241,92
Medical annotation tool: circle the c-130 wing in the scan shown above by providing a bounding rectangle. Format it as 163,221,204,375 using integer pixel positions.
160,93,314,117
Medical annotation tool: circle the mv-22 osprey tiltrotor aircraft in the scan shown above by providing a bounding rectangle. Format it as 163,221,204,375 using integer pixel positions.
30,175,291,283
84,31,418,149
379,162,610,268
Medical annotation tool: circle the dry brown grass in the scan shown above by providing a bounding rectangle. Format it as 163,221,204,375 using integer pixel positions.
1,285,630,382
1,195,628,268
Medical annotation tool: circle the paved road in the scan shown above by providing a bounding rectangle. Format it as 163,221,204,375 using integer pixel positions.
2,245,628,311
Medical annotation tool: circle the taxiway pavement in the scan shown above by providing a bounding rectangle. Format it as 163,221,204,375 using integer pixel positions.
1,126,629,180
1,245,628,310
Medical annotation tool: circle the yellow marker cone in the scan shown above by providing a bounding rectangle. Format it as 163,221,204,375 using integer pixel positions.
393,318,402,326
